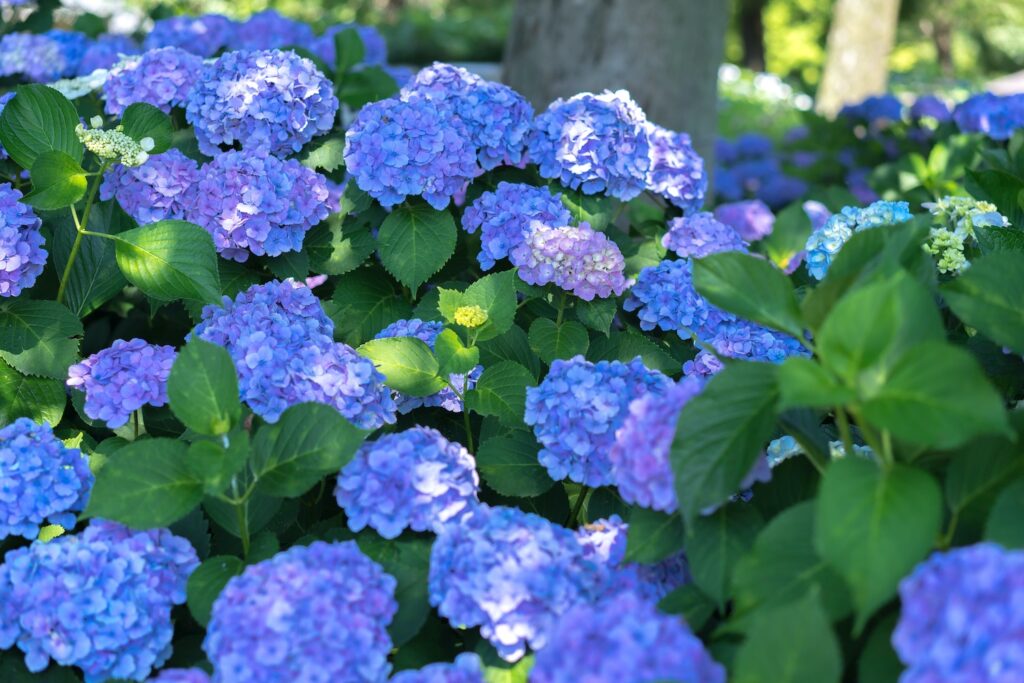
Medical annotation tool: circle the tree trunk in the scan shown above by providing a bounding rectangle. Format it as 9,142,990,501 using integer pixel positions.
502,0,728,169
816,0,903,118
738,0,767,72
932,20,954,77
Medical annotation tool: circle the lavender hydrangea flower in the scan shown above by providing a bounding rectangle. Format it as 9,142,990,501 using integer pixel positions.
0,520,198,683
66,338,177,429
0,33,65,82
911,95,951,123
645,123,707,212
803,199,832,230
228,10,315,51
510,221,629,301
529,90,651,200
186,49,338,156
344,92,479,210
525,356,672,487
893,543,1024,683
714,199,775,242
530,591,726,683
103,47,202,116
805,200,913,280
144,15,236,57
147,669,211,683
707,319,808,363
683,350,724,379
204,541,397,683
662,212,747,259
0,419,93,541
390,654,484,683
313,23,388,66
188,150,329,262
77,34,140,75
429,505,607,660
336,427,479,539
99,148,199,224
0,183,46,297
953,93,1024,140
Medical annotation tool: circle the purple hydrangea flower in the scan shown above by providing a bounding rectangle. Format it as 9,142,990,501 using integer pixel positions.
336,426,479,539
805,200,913,280
840,94,903,125
0,33,66,82
623,259,729,337
0,419,93,540
99,148,199,225
344,92,479,210
204,541,397,683
147,669,211,683
803,200,832,230
144,15,236,57
911,95,951,123
390,653,484,683
662,212,747,259
524,356,672,487
734,132,774,158
461,182,572,270
77,34,140,76
186,49,338,156
228,10,315,51
0,520,198,683
510,221,629,301
188,150,329,262
707,319,809,363
759,175,809,209
0,183,46,297
953,93,1024,141
528,90,651,200
645,123,707,212
530,590,726,683
66,338,177,429
683,350,724,379
313,23,388,67
45,30,91,78
714,199,775,242
103,47,203,116
429,505,608,660
893,543,1024,683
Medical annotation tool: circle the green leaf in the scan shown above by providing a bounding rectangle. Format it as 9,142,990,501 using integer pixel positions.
688,504,763,607
693,251,805,339
478,326,542,380
252,403,368,498
120,102,173,154
986,478,1024,549
624,507,685,563
266,250,309,280
297,135,345,172
574,296,617,335
186,555,244,627
337,66,400,109
0,299,82,379
204,492,282,539
527,318,589,364
434,328,480,376
357,336,445,397
49,203,129,317
658,583,717,632
945,431,1024,516
476,430,554,497
857,615,903,683
942,251,1024,354
759,202,814,272
377,201,457,290
0,358,65,427
24,150,87,209
85,438,204,528
464,361,536,424
560,190,613,230
167,340,241,436
113,220,221,304
0,84,83,170
777,357,855,411
185,433,249,495
671,362,779,525
328,269,413,346
0,650,81,682
333,27,366,74
814,458,942,631
356,534,432,647
586,328,679,374
459,270,518,341
306,215,376,276
966,169,1024,227
975,225,1024,254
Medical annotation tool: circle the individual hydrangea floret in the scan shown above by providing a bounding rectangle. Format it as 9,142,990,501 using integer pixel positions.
146,669,211,683
510,221,629,301
0,419,93,541
923,195,1010,275
389,653,484,683
0,183,46,297
204,541,397,683
805,200,913,279
66,338,177,429
186,49,339,156
461,182,572,270
528,90,651,200
682,350,724,379
77,34,140,75
100,148,199,225
144,15,236,57
714,199,775,242
531,590,726,683
911,95,951,123
645,123,707,212
188,150,330,262
344,92,479,210
953,93,1024,140
525,356,672,487
336,426,479,539
103,47,203,116
313,23,388,66
662,212,747,259
228,10,316,51
76,121,151,167
429,505,607,660
0,520,198,683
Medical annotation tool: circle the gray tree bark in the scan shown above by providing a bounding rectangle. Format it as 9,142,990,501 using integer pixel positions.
816,0,903,118
502,0,728,168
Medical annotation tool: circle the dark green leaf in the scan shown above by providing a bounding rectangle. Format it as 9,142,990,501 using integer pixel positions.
306,214,376,276
777,357,854,411
759,202,814,272
113,220,221,303
857,615,903,683
185,433,249,495
528,318,589,364
942,251,1024,354
573,296,617,335
167,340,241,436
266,250,309,280
986,478,1024,549
120,102,173,154
337,66,400,109
0,299,82,379
689,504,763,607
624,507,684,563
476,430,554,497
586,328,679,374
0,84,83,169
50,205,128,317
478,326,542,380
297,135,345,172
186,555,244,627
357,336,445,396
333,27,366,74
434,328,480,376
24,150,87,209
377,201,457,290
328,269,412,346
464,361,536,424
356,534,432,647
965,169,1024,227
0,358,65,427
658,583,717,632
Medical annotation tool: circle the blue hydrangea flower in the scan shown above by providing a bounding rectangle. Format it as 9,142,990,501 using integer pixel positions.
662,212,747,259
390,654,484,683
66,338,177,429
0,33,66,83
805,200,913,280
714,199,775,242
846,168,880,205
204,541,397,683
766,435,803,467
840,94,903,125
530,591,726,683
45,29,91,78
0,520,198,683
682,350,724,379
528,90,651,200
103,47,203,116
99,148,199,225
144,15,236,57
953,93,1024,140
0,419,93,541
147,669,211,683
510,221,629,301
429,505,608,661
706,319,809,363
893,543,1024,683
336,426,479,539
313,23,388,66
525,356,672,487
77,34,140,76
758,175,809,209
186,49,338,156
228,10,315,51
911,95,951,123
623,259,729,337
344,92,479,210
734,132,774,158
645,123,707,212
0,183,46,297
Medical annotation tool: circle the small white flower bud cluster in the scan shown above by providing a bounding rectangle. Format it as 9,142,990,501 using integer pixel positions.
75,120,150,167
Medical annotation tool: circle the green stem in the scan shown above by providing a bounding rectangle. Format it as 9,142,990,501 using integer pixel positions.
555,292,567,326
462,407,474,454
566,486,591,528
938,510,959,549
853,410,891,468
56,229,84,305
56,162,110,305
132,410,140,440
835,407,855,461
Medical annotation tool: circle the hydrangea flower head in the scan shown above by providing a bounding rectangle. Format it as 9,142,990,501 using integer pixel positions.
0,33,66,82
77,34,140,75
714,199,775,242
313,23,388,66
103,47,203,116
147,669,211,683
144,15,236,57
923,195,1010,275
510,221,629,301
66,338,177,429
390,653,484,683
525,356,672,486
188,150,329,262
229,10,315,51
662,212,747,259
911,95,951,123
100,148,199,225
953,93,1024,140
0,520,198,683
0,419,93,540
624,259,728,337
461,182,572,270
706,319,808,363
840,94,903,125
186,49,338,156
0,183,46,297
645,123,707,212
204,541,397,683
528,90,651,200
805,200,913,279
76,121,150,166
